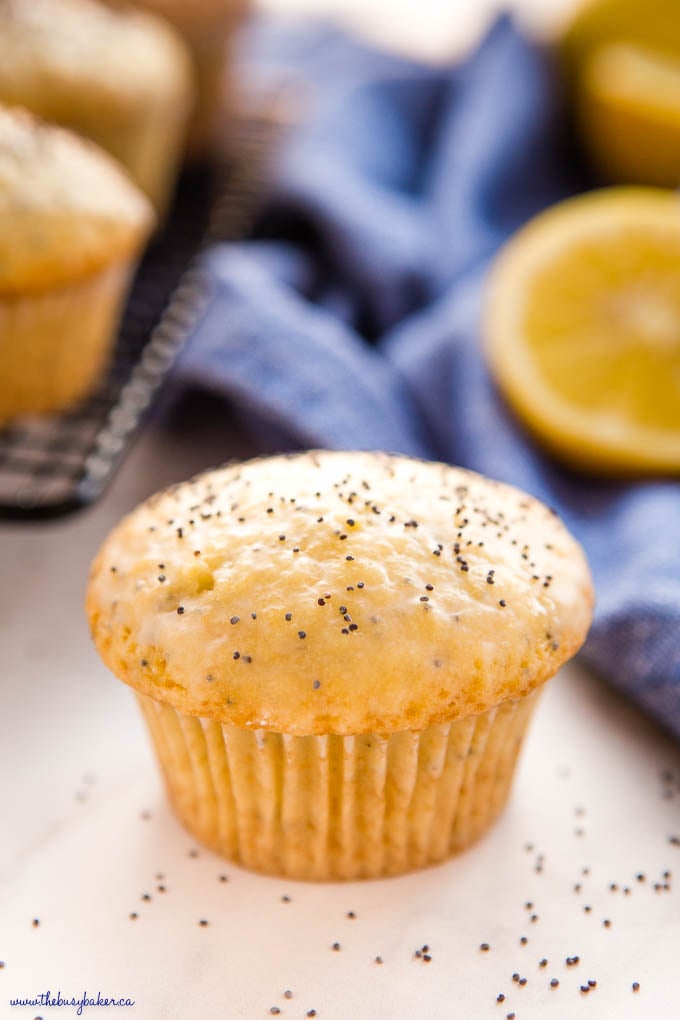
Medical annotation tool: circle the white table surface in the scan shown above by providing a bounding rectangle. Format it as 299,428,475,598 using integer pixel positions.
2,2,680,1018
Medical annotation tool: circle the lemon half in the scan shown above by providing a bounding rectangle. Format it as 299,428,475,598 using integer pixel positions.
577,43,680,187
484,188,680,474
560,0,680,186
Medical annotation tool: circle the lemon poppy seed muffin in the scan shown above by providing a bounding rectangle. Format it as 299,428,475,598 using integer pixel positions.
0,105,154,422
87,451,594,880
0,0,195,216
103,0,250,158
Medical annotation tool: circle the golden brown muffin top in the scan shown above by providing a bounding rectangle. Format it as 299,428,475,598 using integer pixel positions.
102,0,249,37
0,0,193,112
0,105,154,294
87,451,594,735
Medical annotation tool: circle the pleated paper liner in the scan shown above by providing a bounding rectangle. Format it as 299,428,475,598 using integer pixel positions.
138,688,541,881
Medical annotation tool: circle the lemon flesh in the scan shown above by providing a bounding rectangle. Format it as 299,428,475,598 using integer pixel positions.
578,43,680,187
485,188,680,474
560,0,680,75
560,0,680,186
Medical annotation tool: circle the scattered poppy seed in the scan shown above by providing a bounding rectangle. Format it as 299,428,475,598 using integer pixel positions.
219,875,228,883
519,977,527,986
283,991,293,1000
480,943,490,952
312,680,321,690
230,616,240,625
346,911,356,919
497,993,505,1003
520,936,528,945
177,606,185,615
270,1008,281,1015
307,1011,317,1018
603,919,611,928
550,979,559,988
331,943,341,952
198,919,208,927
31,919,39,928
374,957,383,965
539,959,548,968
632,982,640,992
129,913,138,920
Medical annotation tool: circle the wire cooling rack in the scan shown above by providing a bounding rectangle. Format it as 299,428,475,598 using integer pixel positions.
0,109,280,521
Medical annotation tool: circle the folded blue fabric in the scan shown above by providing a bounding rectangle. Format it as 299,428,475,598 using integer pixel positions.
176,16,680,737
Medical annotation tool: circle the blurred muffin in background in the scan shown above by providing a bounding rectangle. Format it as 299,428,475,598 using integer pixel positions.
0,105,154,422
102,0,250,158
0,0,195,217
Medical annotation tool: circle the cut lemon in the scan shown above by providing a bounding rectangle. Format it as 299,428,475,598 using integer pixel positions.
560,0,680,77
484,188,680,475
577,43,680,187
559,0,680,186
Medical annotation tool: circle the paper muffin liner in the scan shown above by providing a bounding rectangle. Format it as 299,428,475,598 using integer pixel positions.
104,104,189,219
137,688,541,881
0,262,132,422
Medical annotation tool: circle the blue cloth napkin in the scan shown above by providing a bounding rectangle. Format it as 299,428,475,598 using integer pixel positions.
176,16,680,738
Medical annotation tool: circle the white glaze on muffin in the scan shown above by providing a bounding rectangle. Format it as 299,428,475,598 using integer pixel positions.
87,451,594,735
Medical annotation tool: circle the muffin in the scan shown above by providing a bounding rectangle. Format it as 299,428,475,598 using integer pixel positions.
87,451,594,881
0,105,154,422
0,0,195,216
102,0,250,158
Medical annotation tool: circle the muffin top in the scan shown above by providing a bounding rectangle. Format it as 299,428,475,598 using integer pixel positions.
87,451,594,735
102,0,248,36
0,0,192,111
0,105,154,294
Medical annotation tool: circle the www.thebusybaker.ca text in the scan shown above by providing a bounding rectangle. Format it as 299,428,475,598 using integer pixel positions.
9,989,135,1016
